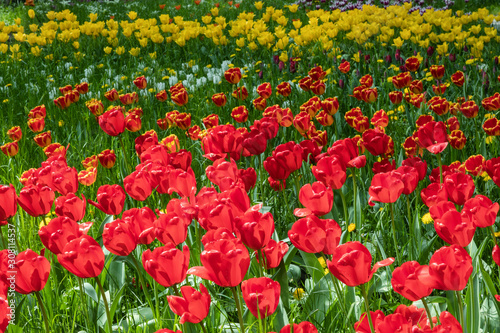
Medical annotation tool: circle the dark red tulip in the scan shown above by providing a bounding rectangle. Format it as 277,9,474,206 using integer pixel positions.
424,244,472,291
39,216,83,255
0,184,17,224
234,208,275,250
241,277,280,319
58,235,105,278
444,172,475,206
327,241,394,287
167,284,211,324
362,129,393,157
55,193,86,221
98,108,126,136
260,239,289,269
263,156,291,180
187,238,250,287
368,171,404,206
272,141,304,174
289,215,341,255
88,184,126,216
391,261,433,301
311,155,347,190
142,244,189,287
295,182,333,217
18,184,55,217
14,249,50,294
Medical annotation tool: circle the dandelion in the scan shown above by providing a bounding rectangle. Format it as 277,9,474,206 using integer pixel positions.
293,288,305,300
421,212,433,225
348,223,356,232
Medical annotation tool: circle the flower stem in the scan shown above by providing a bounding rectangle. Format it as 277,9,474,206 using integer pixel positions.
231,286,245,333
389,203,401,264
422,297,434,329
456,290,465,328
130,254,154,309
360,284,375,333
437,153,443,184
200,320,209,333
34,291,50,333
77,277,91,331
95,277,113,333
352,169,357,229
338,189,349,225
118,135,132,173
489,226,498,245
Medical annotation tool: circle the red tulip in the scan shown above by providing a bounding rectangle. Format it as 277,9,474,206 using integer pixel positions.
0,297,10,332
234,208,275,250
39,216,83,255
451,71,465,86
368,171,404,206
154,200,191,246
133,76,147,89
257,82,272,99
327,241,394,287
187,238,250,287
288,215,342,255
18,184,54,217
260,240,289,269
421,182,448,207
88,184,126,216
122,207,156,244
98,108,126,136
58,235,104,278
295,182,333,217
167,284,211,324
354,310,385,333
433,311,463,333
142,244,190,287
434,209,476,247
492,245,500,267
212,92,227,107
123,170,153,201
405,57,420,71
13,249,50,294
54,193,86,221
443,172,475,206
311,155,347,190
98,149,116,168
201,124,244,161
391,261,433,301
339,61,350,73
263,157,291,181
463,195,499,228
0,184,17,224
168,167,197,198
275,321,318,333
224,67,241,84
424,244,472,291
241,277,280,319
103,219,137,256
417,121,448,154
396,166,419,195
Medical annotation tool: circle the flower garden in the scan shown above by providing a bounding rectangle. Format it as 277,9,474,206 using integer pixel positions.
1,0,500,332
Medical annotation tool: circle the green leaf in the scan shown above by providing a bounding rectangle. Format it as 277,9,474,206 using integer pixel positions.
299,251,325,285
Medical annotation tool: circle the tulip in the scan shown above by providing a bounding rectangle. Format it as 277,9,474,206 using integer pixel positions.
39,216,82,255
462,195,499,228
154,205,191,246
171,89,188,107
18,184,54,217
143,244,190,287
241,277,280,319
260,240,289,269
1,142,18,157
0,184,17,224
311,155,347,190
224,67,242,84
211,92,227,107
0,298,10,332
435,209,476,247
232,86,249,100
493,245,500,267
430,64,445,80
123,170,153,201
102,219,137,256
451,71,465,87
405,57,420,71
276,81,291,97
424,244,472,291
34,131,52,148
78,168,97,186
289,215,341,255
443,172,475,205
253,96,267,111
460,100,479,118
257,82,272,99
420,182,448,207
133,76,147,89
295,182,333,217
14,249,50,294
167,284,211,324
234,209,275,250
338,61,350,73
353,310,385,333
98,109,125,136
276,321,318,333
187,238,250,287
88,184,125,216
58,235,104,278
104,88,119,101
122,207,156,245
6,126,22,142
327,241,394,287
391,261,433,301
368,171,404,205
202,114,219,129
231,105,249,123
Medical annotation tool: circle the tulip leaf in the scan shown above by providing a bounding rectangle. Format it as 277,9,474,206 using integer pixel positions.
79,282,99,304
303,274,336,327
478,258,500,317
275,260,291,311
273,298,289,332
299,251,325,285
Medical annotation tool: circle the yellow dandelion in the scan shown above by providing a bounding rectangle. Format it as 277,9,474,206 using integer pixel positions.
421,212,433,225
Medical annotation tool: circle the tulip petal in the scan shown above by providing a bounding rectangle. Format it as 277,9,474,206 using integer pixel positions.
371,257,395,276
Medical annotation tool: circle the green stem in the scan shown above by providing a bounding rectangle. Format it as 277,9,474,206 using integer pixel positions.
130,254,154,308
389,203,401,264
422,297,434,329
437,153,443,184
259,154,265,206
456,290,465,328
231,286,246,333
489,226,498,246
257,249,264,277
200,320,209,333
95,277,113,333
0,226,5,248
118,134,132,173
360,284,375,333
352,169,357,229
338,189,349,225
173,284,181,297
34,291,50,333
77,277,92,331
